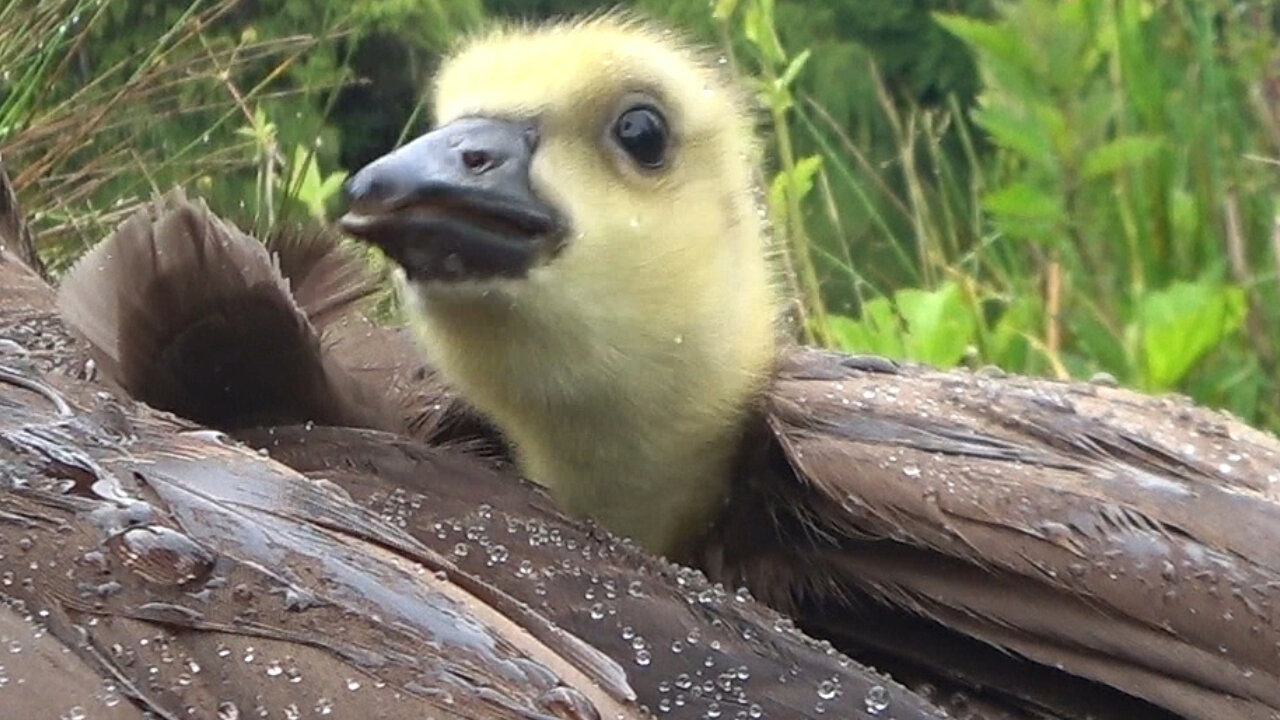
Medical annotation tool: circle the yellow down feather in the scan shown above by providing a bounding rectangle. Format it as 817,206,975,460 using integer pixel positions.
400,14,781,558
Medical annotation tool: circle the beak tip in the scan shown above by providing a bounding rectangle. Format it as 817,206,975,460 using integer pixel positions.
335,213,367,234
340,172,370,209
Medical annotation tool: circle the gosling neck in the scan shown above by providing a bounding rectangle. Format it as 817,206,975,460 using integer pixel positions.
402,251,777,559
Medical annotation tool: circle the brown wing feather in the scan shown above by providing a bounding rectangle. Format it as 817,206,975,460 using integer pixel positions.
237,423,950,720
54,191,503,452
54,190,403,434
0,157,45,276
0,605,151,720
0,382,635,719
710,347,1280,720
4,241,952,720
321,311,506,451
265,222,384,327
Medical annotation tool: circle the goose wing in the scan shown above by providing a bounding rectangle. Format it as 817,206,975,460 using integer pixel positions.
713,347,1280,720
28,193,950,720
54,190,402,435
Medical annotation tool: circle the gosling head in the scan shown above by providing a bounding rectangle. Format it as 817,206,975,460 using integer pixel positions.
340,15,779,559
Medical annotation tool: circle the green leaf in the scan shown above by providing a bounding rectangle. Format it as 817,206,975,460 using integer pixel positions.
934,11,1045,93
711,0,740,22
1138,281,1247,390
896,282,976,367
318,172,346,202
981,181,1064,225
741,1,784,66
778,49,811,89
767,171,788,227
933,13,1027,71
286,144,347,221
788,155,823,203
767,155,822,225
971,104,1055,168
1080,134,1164,179
763,83,794,113
989,295,1043,369
831,285,977,367
828,300,905,358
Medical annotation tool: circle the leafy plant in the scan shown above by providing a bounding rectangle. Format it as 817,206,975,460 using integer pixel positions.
0,0,346,274
936,0,1278,425
714,0,830,345
829,281,978,367
7,0,1277,436
710,0,1278,432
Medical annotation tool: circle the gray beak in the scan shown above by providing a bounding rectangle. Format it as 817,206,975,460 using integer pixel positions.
339,117,563,282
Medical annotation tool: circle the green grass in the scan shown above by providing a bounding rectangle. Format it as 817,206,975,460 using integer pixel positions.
721,0,1279,433
5,0,1277,435
0,0,351,274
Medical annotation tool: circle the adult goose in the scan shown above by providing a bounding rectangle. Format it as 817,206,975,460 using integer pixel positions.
332,14,1280,720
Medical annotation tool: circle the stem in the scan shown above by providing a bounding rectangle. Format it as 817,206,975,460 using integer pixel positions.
762,61,831,346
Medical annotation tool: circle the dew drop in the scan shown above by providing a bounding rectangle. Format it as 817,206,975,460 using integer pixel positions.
486,544,509,566
864,684,890,714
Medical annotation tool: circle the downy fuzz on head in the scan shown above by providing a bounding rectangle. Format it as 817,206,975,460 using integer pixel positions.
344,14,782,558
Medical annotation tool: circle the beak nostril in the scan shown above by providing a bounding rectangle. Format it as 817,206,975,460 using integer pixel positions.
347,178,389,208
461,149,502,174
342,174,380,208
364,178,389,200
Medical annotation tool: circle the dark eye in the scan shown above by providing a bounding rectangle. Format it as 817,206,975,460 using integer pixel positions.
613,106,668,169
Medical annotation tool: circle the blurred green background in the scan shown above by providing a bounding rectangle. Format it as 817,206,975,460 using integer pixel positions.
3,0,1278,433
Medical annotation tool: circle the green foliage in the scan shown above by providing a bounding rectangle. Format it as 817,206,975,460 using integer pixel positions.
718,0,831,344
7,0,1277,436
1137,281,1246,392
713,0,1279,432
1,0,322,271
286,143,348,223
930,0,1278,427
2,0,485,272
829,282,978,367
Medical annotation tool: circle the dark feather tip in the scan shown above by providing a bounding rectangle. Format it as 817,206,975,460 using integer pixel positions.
56,190,399,434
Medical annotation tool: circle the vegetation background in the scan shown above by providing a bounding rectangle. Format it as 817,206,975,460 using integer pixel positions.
3,0,1278,434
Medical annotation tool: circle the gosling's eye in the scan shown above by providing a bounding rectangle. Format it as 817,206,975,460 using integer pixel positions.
613,106,668,169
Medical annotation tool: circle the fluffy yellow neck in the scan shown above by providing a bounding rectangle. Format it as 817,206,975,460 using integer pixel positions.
402,232,776,558
395,15,780,557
